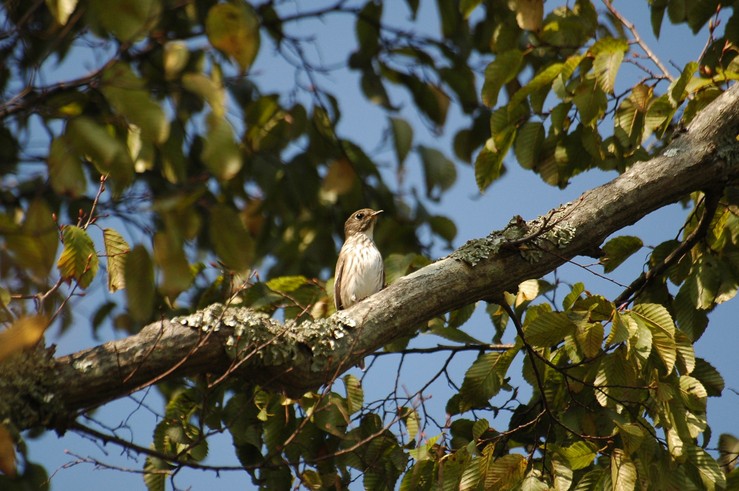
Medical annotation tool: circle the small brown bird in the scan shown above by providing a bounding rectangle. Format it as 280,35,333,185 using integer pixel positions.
334,208,384,310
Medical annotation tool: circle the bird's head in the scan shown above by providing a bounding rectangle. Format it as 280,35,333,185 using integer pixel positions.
344,208,383,239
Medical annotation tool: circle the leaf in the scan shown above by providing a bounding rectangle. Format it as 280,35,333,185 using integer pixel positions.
57,225,99,288
6,198,59,278
513,0,543,31
143,456,169,491
611,448,637,491
66,116,134,189
632,303,677,374
343,375,363,414
481,50,524,108
0,316,48,363
429,215,457,244
320,159,356,203
125,245,155,323
474,138,506,191
206,2,260,72
45,0,78,25
590,37,629,94
182,73,226,117
485,454,526,490
103,228,130,293
389,117,414,165
101,62,170,144
557,441,597,470
418,146,457,201
692,358,724,397
209,205,254,273
601,235,643,273
0,424,15,477
524,311,576,347
573,78,607,126
718,434,739,473
459,352,512,410
685,444,726,490
202,113,243,181
153,232,192,298
48,136,86,197
514,122,545,169
88,0,161,42
576,322,604,358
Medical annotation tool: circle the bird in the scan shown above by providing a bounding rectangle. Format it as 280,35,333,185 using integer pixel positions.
334,208,384,310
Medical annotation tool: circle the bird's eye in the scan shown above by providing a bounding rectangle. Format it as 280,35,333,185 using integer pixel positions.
355,213,364,220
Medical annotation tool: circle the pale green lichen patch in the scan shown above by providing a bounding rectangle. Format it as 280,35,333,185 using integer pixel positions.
452,215,576,266
175,303,354,372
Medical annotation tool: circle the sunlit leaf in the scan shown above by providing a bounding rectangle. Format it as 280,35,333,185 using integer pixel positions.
0,316,48,363
601,235,643,273
632,303,676,374
590,37,628,94
343,374,363,414
611,448,637,491
66,116,134,189
481,50,524,108
485,454,526,490
103,228,129,293
206,2,260,72
202,113,243,181
45,0,78,25
557,441,597,471
524,311,576,347
57,225,99,288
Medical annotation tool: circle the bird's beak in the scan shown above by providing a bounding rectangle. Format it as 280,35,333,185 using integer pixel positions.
371,210,384,217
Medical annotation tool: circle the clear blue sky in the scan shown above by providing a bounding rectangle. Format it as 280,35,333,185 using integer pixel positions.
24,2,738,490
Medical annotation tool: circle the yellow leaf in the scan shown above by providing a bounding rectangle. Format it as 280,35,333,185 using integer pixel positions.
0,316,48,363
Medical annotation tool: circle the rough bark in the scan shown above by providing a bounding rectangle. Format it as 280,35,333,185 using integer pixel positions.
5,83,739,431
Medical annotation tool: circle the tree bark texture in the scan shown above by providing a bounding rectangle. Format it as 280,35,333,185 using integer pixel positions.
4,83,739,432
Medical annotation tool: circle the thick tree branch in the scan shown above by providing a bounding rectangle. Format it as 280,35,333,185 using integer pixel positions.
4,84,739,432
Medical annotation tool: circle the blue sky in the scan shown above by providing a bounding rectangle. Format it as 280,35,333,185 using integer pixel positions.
21,1,738,489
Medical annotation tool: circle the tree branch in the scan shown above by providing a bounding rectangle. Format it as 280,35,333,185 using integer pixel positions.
4,84,739,432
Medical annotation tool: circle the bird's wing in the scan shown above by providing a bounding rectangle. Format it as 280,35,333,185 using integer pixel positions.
334,251,345,310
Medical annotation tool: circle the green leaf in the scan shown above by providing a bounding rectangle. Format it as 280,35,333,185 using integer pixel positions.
429,214,457,244
692,358,724,397
686,444,726,490
266,276,308,293
573,78,607,126
209,204,254,272
601,235,643,273
524,311,576,347
182,73,226,117
202,113,243,181
514,122,545,169
45,0,79,25
356,1,382,58
485,454,526,490
143,456,169,491
153,232,192,298
343,375,363,414
57,225,98,289
474,138,506,191
205,2,260,71
459,352,512,410
389,117,414,165
403,77,450,128
418,146,456,201
103,228,129,293
508,61,567,111
47,136,86,198
66,116,134,189
611,448,637,491
101,62,170,144
718,434,739,473
576,322,604,358
632,303,677,374
670,61,699,105
6,199,59,278
481,50,524,108
88,0,161,42
125,245,155,323
590,37,629,94
557,441,597,470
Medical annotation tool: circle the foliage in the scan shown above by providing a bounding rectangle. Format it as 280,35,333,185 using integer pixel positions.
1,0,739,490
